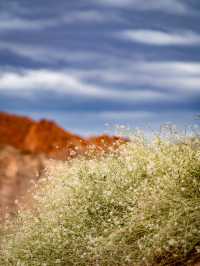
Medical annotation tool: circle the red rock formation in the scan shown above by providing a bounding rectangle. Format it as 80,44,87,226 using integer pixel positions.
88,134,124,149
0,112,125,159
0,112,33,150
23,119,87,159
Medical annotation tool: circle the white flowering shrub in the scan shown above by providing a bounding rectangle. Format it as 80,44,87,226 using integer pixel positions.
0,133,200,265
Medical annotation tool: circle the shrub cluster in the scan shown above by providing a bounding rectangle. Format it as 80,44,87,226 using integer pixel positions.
0,134,200,265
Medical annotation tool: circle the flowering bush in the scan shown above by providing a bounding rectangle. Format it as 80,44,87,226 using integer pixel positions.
0,133,200,265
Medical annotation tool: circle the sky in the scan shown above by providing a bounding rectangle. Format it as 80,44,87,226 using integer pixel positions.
0,0,200,136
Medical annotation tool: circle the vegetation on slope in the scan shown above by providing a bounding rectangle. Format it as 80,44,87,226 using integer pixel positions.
0,132,200,265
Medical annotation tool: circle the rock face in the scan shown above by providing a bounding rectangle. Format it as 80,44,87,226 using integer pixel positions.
0,112,125,215
0,112,33,151
23,119,88,159
0,112,124,159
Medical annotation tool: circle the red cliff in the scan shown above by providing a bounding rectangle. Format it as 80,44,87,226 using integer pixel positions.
0,112,125,159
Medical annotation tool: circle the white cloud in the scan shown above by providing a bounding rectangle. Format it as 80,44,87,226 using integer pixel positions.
0,41,104,64
119,30,200,46
129,61,200,92
0,9,120,32
0,15,57,31
94,0,189,14
75,61,200,94
0,70,103,97
62,10,120,23
135,61,200,75
0,69,169,102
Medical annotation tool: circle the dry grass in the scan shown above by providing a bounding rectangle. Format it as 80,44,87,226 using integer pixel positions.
0,131,200,265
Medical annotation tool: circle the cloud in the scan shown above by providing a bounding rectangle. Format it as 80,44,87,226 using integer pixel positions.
0,9,120,32
0,69,169,102
0,14,57,31
94,0,189,14
0,70,104,97
62,10,120,23
135,61,200,75
75,61,200,94
0,41,105,65
118,29,200,46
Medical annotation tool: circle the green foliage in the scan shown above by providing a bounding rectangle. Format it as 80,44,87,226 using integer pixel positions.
0,134,200,265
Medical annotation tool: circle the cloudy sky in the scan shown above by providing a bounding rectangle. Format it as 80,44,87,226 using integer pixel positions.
0,0,200,135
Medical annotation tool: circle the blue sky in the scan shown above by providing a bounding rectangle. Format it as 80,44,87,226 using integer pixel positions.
0,0,200,136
